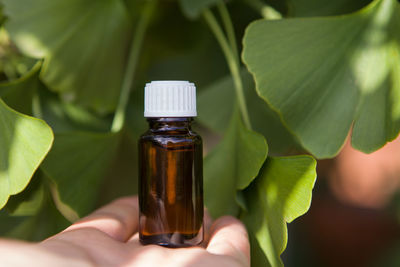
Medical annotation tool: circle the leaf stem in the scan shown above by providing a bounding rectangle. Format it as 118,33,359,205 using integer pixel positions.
242,0,282,19
217,2,239,65
203,9,252,130
111,0,156,132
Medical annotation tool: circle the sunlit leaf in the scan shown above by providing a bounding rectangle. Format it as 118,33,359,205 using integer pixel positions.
351,47,400,151
204,109,268,218
0,98,53,209
41,132,120,218
242,156,317,267
243,0,400,158
2,0,131,113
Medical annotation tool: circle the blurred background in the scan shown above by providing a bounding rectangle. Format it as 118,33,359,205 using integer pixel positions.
284,136,400,267
1,0,400,266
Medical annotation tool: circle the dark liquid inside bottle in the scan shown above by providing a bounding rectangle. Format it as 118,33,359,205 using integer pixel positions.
139,118,203,247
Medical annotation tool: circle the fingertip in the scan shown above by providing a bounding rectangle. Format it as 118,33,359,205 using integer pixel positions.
207,216,250,265
211,216,248,241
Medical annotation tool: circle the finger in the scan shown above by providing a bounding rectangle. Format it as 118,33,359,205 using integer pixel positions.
128,232,140,247
63,196,139,242
201,208,213,248
207,216,250,266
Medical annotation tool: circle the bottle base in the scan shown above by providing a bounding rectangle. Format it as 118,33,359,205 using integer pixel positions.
140,231,203,248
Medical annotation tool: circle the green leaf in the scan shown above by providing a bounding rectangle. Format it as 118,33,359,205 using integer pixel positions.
0,210,27,236
97,131,139,206
2,0,131,113
34,83,118,219
0,5,4,26
204,108,268,218
0,98,53,209
3,191,70,241
0,28,37,81
38,87,112,133
41,131,119,219
198,74,236,133
198,69,299,155
179,0,221,19
243,0,400,158
4,172,44,216
0,173,69,241
287,0,372,17
242,156,317,267
351,45,400,152
0,62,41,115
0,173,45,237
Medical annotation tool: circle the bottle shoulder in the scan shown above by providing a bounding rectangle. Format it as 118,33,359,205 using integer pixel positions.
140,129,201,138
140,130,202,147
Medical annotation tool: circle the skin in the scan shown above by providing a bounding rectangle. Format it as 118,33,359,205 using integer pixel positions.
0,196,250,267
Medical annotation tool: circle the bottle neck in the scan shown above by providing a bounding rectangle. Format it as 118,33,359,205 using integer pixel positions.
147,117,193,132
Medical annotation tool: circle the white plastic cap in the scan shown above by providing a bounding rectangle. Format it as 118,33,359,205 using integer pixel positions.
144,81,197,117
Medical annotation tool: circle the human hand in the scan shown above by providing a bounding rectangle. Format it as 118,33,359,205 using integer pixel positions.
0,196,250,267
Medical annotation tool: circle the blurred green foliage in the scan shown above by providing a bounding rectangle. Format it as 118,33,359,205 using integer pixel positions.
0,0,398,266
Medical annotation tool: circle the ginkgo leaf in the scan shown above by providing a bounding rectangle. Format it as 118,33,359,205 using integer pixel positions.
33,82,120,220
198,69,299,155
0,62,41,115
2,0,131,113
242,156,317,267
243,0,400,158
4,172,44,216
41,131,119,219
0,98,53,209
2,188,70,241
204,108,268,218
37,87,111,133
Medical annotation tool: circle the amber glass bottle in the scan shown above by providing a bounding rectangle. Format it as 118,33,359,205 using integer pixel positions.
139,81,203,247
